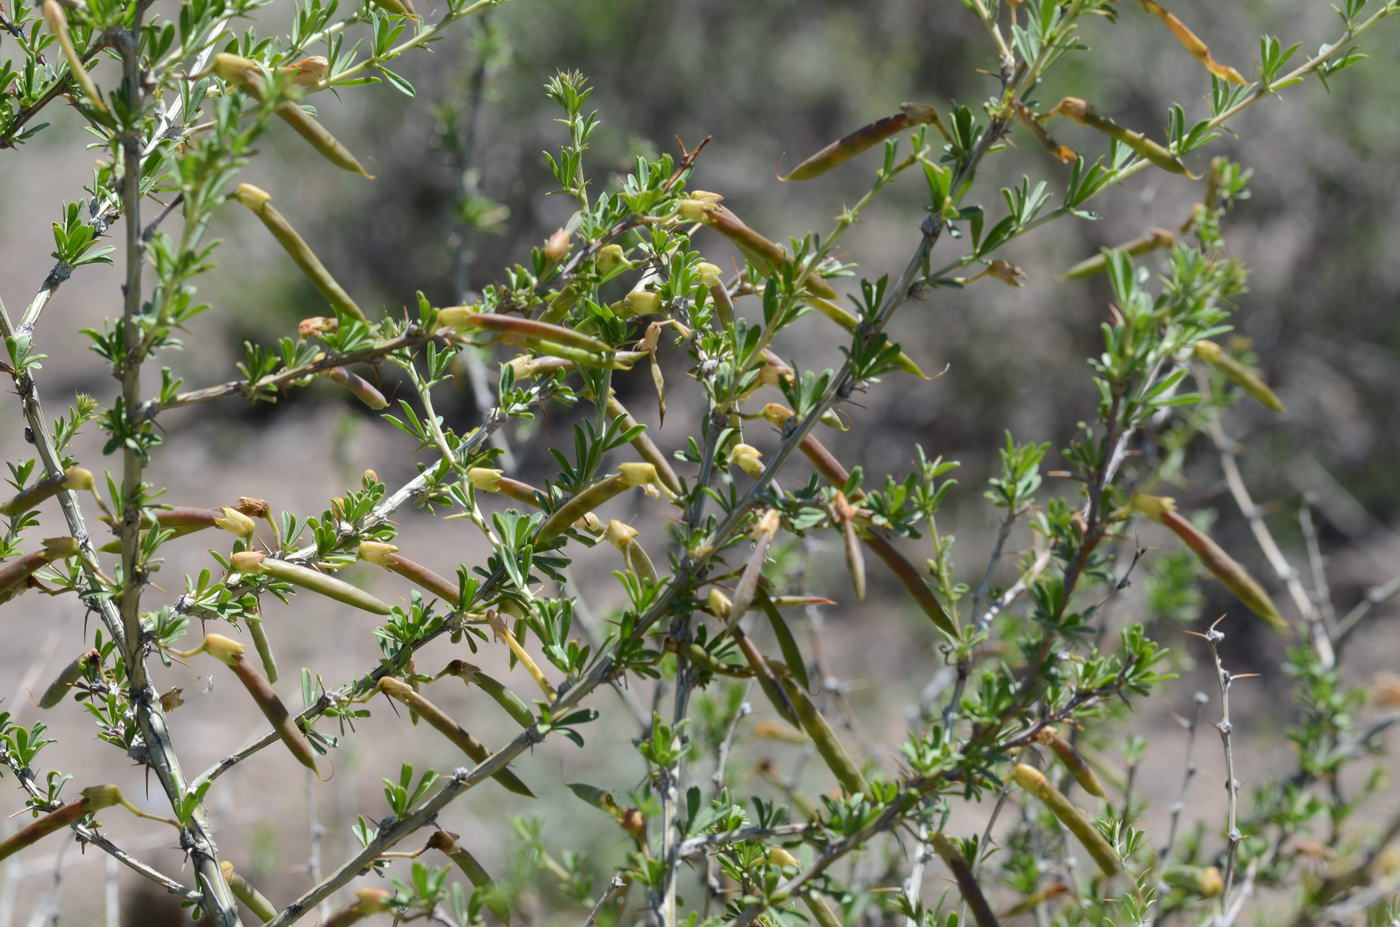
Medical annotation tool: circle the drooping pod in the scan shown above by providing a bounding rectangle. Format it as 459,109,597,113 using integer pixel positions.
40,1,106,114
780,102,943,181
245,600,279,684
1193,339,1285,413
212,54,373,178
220,861,278,922
437,659,535,728
1011,763,1121,877
1051,97,1197,178
323,366,389,410
1059,228,1175,280
322,889,393,927
358,542,459,604
778,678,868,796
1035,726,1107,798
426,831,512,924
468,469,604,535
37,648,101,709
1,467,94,518
0,785,176,862
1138,0,1246,84
437,308,614,355
0,537,80,603
534,464,657,544
1128,494,1287,632
484,610,557,703
233,184,367,321
174,634,324,777
929,833,1001,927
231,550,392,616
376,677,535,798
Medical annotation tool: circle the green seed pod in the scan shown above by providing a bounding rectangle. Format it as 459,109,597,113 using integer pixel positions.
323,366,389,410
377,678,535,798
1193,339,1285,413
1059,228,1175,280
41,0,106,114
1036,726,1107,798
437,308,613,354
801,892,843,927
246,602,279,684
231,550,392,615
1052,97,1196,178
1,467,94,518
929,832,1001,927
220,861,278,922
779,678,868,796
37,648,101,709
1011,763,1121,876
234,185,367,321
781,103,942,181
358,541,459,603
439,660,535,728
426,831,512,925
535,465,657,544
1130,494,1287,633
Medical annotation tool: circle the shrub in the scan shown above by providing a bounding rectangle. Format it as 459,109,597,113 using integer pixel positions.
1,0,1398,924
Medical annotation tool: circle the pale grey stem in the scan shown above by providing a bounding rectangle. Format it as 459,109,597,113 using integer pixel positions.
583,874,631,927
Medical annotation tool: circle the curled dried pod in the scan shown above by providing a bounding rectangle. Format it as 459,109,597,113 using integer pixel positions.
377,678,535,797
231,550,392,616
234,184,367,321
1139,0,1246,84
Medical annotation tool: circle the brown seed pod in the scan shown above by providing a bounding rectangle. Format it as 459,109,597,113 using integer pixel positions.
0,537,80,602
322,888,394,927
780,103,943,181
323,366,389,410
234,185,367,321
0,786,175,862
377,678,535,798
1,467,94,518
929,833,1001,927
37,648,101,709
1011,763,1120,876
1138,0,1246,84
1013,99,1078,164
358,542,459,603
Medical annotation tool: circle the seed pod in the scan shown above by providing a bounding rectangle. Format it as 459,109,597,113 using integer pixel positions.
234,185,367,321
930,833,1001,927
484,610,557,702
232,551,392,615
684,201,836,296
0,785,123,862
37,648,101,709
752,721,807,744
535,465,657,544
1,467,94,518
1139,0,1246,84
1051,97,1197,178
999,883,1068,918
323,889,394,927
426,831,511,924
779,678,868,796
801,891,844,927
437,308,613,354
1163,864,1224,897
323,366,389,410
1129,494,1287,632
1011,763,1120,876
1059,228,1176,280
1193,339,1285,413
41,0,106,114
178,634,323,776
781,103,943,181
0,537,80,602
799,293,926,378
358,542,459,604
377,678,535,798
369,0,419,18
1035,726,1106,798
245,603,279,685
438,660,535,728
605,395,683,495
220,861,278,922
281,56,329,87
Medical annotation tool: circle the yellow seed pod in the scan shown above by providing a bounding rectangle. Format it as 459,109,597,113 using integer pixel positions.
1011,763,1120,876
1193,339,1285,413
1052,97,1196,178
42,0,107,114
